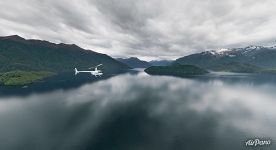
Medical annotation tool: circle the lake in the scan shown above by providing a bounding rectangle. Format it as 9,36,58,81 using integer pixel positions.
0,70,275,150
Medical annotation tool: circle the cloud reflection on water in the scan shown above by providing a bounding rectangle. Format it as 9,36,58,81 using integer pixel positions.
0,73,275,150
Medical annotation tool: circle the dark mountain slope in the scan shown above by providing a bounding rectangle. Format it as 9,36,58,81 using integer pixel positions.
0,35,130,73
174,46,276,69
212,62,262,73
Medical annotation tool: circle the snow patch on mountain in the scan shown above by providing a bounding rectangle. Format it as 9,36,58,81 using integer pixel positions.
207,48,232,56
228,55,236,57
217,48,230,53
245,45,262,50
204,45,276,57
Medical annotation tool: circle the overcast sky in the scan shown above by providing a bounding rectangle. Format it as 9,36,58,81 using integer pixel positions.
0,0,276,60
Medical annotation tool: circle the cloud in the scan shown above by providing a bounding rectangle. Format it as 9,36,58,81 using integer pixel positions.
0,0,276,60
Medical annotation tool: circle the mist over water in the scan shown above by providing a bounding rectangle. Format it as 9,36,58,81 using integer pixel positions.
0,72,275,150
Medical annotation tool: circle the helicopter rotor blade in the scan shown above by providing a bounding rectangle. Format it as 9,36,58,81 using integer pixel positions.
88,64,103,69
96,64,102,68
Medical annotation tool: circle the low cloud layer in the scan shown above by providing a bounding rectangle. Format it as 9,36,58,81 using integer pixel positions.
1,0,276,60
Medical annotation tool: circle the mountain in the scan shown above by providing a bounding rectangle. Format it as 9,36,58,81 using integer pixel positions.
174,46,276,70
213,62,276,74
0,35,130,73
149,60,173,66
212,62,262,73
116,57,151,68
145,64,208,77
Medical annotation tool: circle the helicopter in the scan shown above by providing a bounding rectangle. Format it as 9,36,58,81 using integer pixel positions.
74,64,103,77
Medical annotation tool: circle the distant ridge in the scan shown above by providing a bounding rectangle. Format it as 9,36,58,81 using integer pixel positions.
116,57,151,68
149,60,173,66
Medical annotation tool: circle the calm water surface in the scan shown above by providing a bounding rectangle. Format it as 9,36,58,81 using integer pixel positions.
0,71,275,150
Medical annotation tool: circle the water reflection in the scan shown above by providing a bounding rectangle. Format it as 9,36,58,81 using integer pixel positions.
0,72,275,150
0,70,137,97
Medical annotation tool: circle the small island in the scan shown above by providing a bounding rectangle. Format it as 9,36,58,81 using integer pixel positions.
0,71,55,86
144,65,208,77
